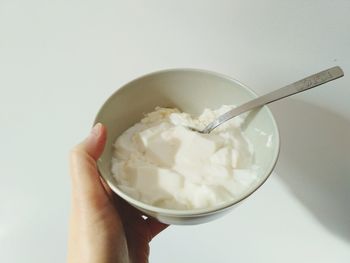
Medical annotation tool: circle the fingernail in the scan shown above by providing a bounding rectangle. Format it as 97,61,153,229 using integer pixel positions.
90,123,102,137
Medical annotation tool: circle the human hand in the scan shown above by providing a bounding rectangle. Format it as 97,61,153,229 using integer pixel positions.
68,123,168,263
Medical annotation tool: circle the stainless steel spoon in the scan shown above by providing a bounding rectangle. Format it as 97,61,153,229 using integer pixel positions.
194,66,344,134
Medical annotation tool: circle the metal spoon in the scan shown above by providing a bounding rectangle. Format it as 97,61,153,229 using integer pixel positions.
193,66,344,134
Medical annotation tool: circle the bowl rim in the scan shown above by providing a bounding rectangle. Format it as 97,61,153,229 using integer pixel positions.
94,67,281,217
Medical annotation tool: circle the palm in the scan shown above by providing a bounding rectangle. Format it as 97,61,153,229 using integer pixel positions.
107,189,167,263
68,123,167,263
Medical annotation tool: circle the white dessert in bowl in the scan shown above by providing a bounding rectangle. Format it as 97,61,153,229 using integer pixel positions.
112,106,260,210
94,69,279,225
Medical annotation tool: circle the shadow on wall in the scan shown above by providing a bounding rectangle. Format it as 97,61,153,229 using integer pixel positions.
269,98,350,242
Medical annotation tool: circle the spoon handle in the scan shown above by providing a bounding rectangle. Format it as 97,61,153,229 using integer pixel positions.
203,66,344,133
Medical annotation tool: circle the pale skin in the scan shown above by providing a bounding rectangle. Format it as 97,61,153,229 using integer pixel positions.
68,123,168,263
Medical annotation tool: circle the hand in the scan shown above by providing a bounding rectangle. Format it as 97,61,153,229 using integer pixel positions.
68,123,168,263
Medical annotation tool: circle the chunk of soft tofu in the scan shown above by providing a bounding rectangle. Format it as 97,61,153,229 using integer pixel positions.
157,169,184,193
221,178,246,197
174,128,219,165
135,123,178,167
145,136,178,167
114,123,144,158
135,165,159,191
111,159,126,180
135,165,183,203
203,164,231,184
234,169,257,187
134,122,171,150
185,184,217,209
210,147,230,166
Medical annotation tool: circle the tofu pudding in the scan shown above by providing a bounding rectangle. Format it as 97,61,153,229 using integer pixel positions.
111,106,259,210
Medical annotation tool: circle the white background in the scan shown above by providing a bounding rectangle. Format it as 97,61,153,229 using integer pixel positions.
1,0,349,262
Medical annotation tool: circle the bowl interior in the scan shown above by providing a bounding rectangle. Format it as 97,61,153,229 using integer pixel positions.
94,69,279,216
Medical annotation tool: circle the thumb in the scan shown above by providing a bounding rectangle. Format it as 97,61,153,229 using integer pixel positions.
69,123,109,207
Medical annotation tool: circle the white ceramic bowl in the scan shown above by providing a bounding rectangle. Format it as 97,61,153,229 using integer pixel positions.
94,69,280,225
